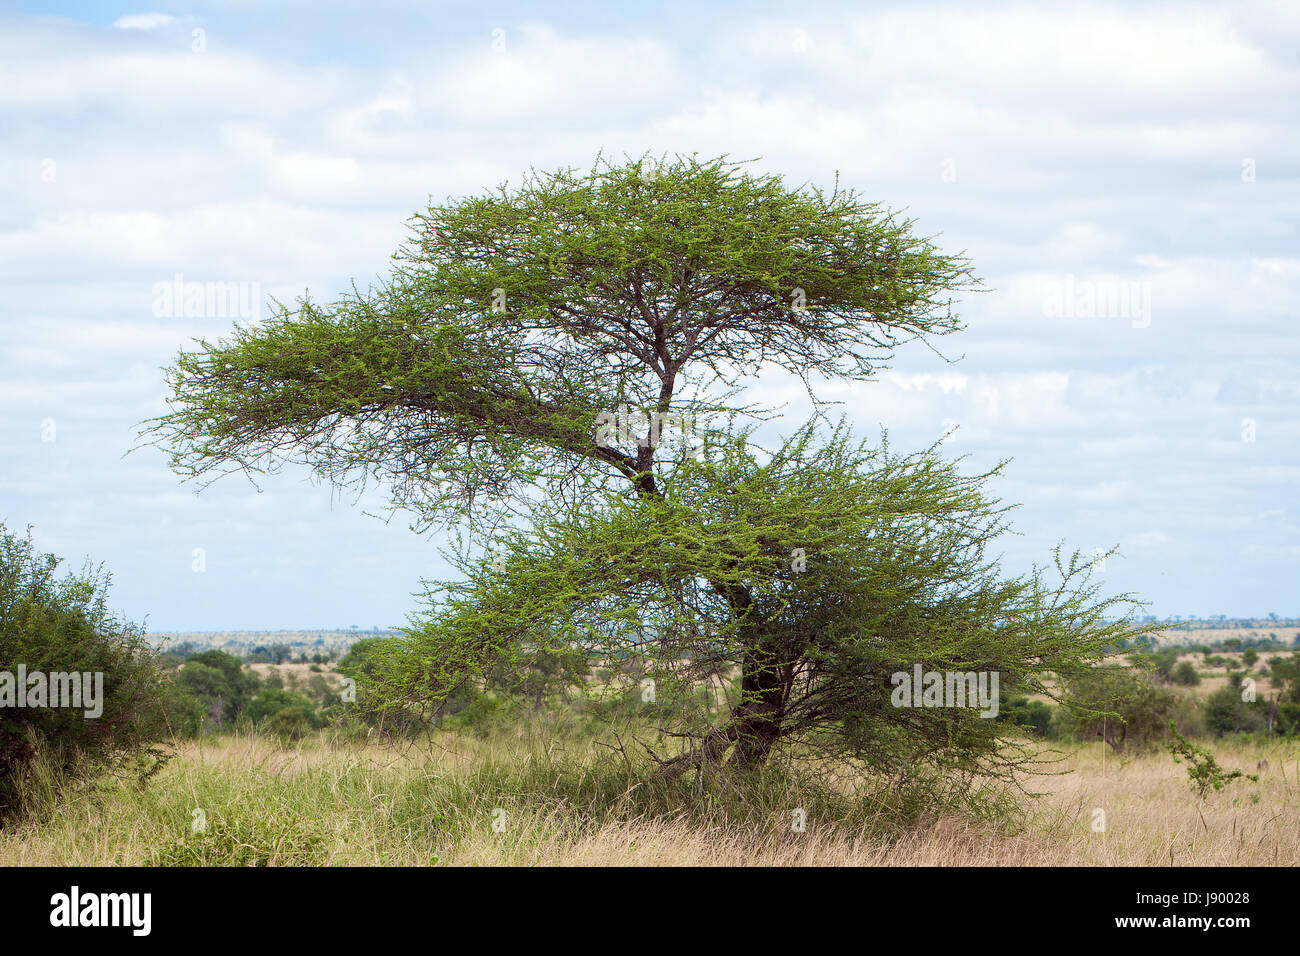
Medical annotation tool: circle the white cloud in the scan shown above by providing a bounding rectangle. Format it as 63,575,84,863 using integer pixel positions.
1,1,1296,626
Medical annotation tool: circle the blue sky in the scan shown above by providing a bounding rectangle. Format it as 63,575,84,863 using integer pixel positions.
1,1,1297,631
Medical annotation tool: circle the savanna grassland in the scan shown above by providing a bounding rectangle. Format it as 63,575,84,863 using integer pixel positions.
3,728,1294,867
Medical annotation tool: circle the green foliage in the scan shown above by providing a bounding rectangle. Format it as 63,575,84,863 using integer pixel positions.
261,706,320,741
440,690,513,736
1204,687,1266,736
382,426,1142,779
145,154,977,527
0,524,170,816
1278,702,1300,737
145,153,1147,788
484,645,590,710
149,809,329,865
1059,665,1180,751
996,696,1053,737
1267,652,1300,704
336,637,390,684
174,650,260,731
1166,724,1257,798
246,688,315,725
1170,660,1201,686
335,636,424,733
1150,649,1180,681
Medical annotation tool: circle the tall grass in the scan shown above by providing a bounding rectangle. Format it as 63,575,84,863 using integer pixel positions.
2,729,1296,866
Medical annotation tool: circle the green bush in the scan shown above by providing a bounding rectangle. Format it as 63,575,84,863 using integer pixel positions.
1204,687,1265,736
1058,664,1181,751
262,705,320,741
1150,650,1180,681
173,650,260,731
996,696,1053,737
441,690,512,736
1170,660,1201,686
336,637,428,734
1277,702,1300,736
0,524,170,816
246,688,316,725
336,637,391,684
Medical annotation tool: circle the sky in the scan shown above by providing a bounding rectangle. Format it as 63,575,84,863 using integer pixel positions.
0,0,1297,631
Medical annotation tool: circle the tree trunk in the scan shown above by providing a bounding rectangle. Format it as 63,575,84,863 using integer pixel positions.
657,648,787,777
726,647,786,770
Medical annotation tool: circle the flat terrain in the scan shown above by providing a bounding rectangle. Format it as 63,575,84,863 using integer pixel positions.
3,733,1294,866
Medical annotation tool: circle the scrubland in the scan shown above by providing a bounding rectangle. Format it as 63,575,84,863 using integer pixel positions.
3,729,1294,866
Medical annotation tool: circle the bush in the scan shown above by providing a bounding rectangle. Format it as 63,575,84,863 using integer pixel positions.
1171,660,1201,686
262,705,320,741
441,690,513,736
336,637,391,684
1059,664,1181,751
335,637,426,734
1204,687,1266,736
173,650,260,731
996,696,1053,736
0,524,170,816
1277,702,1300,736
246,688,316,725
1150,650,1180,681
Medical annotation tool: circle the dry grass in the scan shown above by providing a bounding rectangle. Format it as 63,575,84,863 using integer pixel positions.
1,733,1295,866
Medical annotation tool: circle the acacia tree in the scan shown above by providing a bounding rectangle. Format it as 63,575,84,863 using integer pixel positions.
146,154,1142,778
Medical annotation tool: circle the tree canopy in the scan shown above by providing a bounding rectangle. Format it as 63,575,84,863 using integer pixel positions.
145,153,1144,779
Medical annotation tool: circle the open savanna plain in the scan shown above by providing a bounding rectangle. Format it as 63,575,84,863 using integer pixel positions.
3,729,1295,867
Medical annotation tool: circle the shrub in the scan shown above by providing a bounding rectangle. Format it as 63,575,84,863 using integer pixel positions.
1150,650,1180,681
335,637,426,734
262,705,320,741
0,524,170,816
1171,660,1201,686
174,650,260,730
441,690,513,736
336,637,391,684
1166,724,1257,797
1058,664,1180,751
997,696,1053,737
246,688,316,725
1204,687,1265,736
